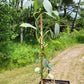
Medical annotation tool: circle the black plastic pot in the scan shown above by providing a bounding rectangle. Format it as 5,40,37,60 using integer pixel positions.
39,79,70,84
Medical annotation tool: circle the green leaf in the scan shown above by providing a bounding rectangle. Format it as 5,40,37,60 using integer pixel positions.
42,59,48,67
34,0,44,10
48,63,53,71
35,67,40,72
48,74,54,79
44,11,59,18
39,71,43,74
54,23,60,36
39,57,41,60
23,1,34,9
52,11,59,16
50,29,54,38
37,0,44,7
43,29,54,38
20,23,36,30
34,0,39,10
45,12,54,18
36,59,39,64
50,33,54,38
43,0,52,13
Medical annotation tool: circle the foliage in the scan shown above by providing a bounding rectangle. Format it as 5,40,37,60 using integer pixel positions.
0,1,21,41
0,29,84,71
21,0,60,82
76,18,84,28
0,2,13,41
0,41,39,70
76,9,84,28
79,2,84,5
0,0,84,77
62,0,74,6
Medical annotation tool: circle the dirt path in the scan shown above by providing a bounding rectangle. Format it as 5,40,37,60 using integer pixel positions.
50,44,84,84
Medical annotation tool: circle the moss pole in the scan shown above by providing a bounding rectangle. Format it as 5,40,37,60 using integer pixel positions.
40,13,43,84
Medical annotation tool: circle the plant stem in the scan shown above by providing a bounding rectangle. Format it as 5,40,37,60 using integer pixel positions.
40,13,43,84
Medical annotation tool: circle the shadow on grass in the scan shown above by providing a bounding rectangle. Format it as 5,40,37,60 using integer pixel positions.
77,34,84,43
12,37,38,45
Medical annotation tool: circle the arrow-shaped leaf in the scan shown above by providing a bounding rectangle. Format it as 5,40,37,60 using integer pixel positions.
52,10,59,16
54,23,60,36
43,0,52,13
37,0,44,7
34,0,44,10
35,67,40,72
48,74,54,79
45,12,54,18
23,1,34,9
20,23,36,30
42,59,48,67
48,63,53,71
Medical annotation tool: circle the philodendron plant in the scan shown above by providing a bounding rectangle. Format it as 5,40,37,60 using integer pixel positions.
20,0,60,84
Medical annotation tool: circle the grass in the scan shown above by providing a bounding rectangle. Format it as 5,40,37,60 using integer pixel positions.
0,29,84,71
0,44,84,84
81,53,84,56
0,29,84,84
0,64,40,84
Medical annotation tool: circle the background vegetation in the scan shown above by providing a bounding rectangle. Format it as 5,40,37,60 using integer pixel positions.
0,0,84,71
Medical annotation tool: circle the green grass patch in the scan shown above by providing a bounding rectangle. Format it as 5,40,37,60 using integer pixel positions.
0,64,40,84
0,29,84,71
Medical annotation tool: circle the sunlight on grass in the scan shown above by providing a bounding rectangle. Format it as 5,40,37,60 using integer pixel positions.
0,64,40,84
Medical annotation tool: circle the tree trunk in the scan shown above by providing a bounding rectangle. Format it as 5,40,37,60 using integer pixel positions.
16,0,19,11
58,0,62,12
9,0,11,3
71,0,81,31
12,0,15,5
63,4,67,17
20,0,23,43
2,0,6,1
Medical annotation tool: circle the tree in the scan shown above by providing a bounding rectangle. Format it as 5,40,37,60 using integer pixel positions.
9,0,11,3
20,0,23,43
62,0,73,17
12,0,15,5
0,2,12,41
16,0,19,11
71,0,81,31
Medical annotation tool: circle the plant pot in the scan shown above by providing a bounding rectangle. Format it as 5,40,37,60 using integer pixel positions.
39,79,70,84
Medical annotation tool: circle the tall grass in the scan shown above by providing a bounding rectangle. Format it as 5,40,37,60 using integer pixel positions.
0,29,84,71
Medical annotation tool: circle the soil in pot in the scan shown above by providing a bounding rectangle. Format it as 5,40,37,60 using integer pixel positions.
39,79,70,84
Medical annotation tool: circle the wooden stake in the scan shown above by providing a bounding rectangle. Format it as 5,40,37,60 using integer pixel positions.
40,13,43,84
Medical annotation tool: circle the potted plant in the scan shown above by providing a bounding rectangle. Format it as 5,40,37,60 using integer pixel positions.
20,0,70,84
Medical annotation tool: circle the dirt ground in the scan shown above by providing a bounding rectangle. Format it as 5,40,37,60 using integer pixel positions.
49,44,84,84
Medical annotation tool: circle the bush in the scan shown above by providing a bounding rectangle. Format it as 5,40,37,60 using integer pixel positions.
76,18,84,28
76,9,84,28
